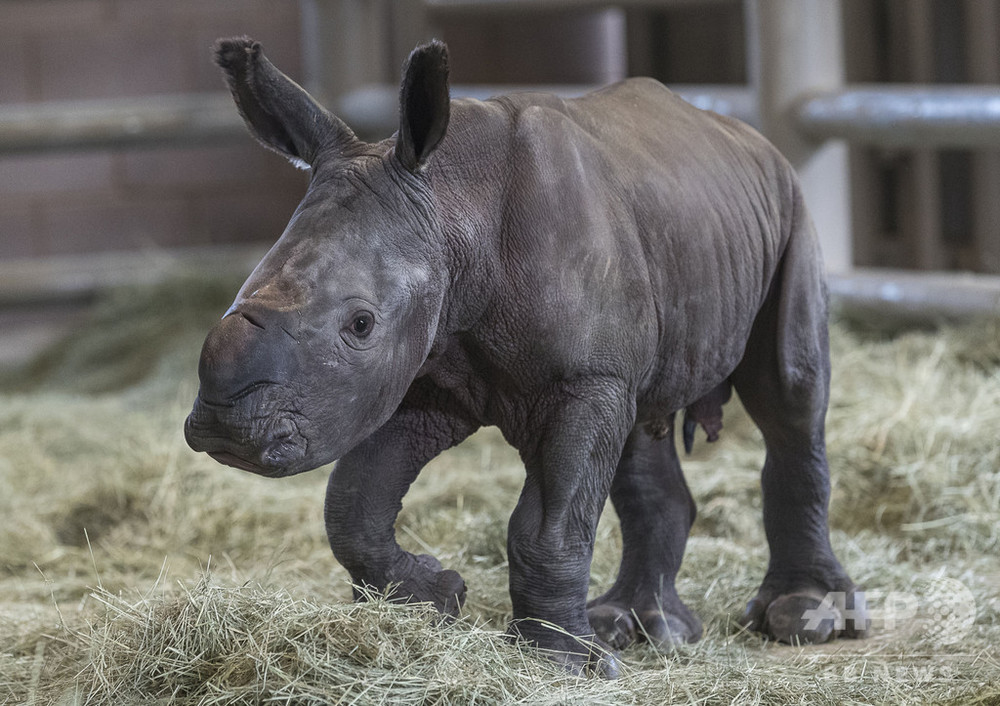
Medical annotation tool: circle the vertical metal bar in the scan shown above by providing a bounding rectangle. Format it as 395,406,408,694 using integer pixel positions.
745,0,853,272
388,0,434,74
596,8,629,83
894,0,945,270
966,0,1000,273
299,0,394,105
841,0,882,268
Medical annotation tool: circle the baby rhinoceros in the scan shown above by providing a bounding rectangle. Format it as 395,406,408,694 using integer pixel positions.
184,37,868,676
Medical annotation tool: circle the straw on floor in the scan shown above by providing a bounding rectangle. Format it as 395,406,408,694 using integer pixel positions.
1,274,998,705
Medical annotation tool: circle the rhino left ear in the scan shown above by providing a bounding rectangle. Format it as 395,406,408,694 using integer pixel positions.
215,37,353,169
396,41,450,172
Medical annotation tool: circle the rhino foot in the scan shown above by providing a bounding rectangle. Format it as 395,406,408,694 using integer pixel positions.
546,641,621,679
361,553,467,617
509,621,621,679
587,599,702,651
740,581,869,644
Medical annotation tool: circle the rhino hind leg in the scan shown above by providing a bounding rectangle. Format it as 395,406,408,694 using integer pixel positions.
732,365,867,642
730,213,868,644
587,421,703,651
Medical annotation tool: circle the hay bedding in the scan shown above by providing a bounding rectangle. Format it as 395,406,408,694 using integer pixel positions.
0,274,998,705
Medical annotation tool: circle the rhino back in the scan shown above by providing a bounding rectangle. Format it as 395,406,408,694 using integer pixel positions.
429,80,801,421
563,79,798,410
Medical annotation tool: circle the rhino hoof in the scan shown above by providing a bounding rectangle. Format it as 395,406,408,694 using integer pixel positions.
587,604,637,650
400,554,467,616
431,568,467,616
526,634,621,679
741,586,869,644
588,603,702,651
764,591,837,644
560,645,620,680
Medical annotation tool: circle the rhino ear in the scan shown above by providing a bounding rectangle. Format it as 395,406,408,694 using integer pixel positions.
396,41,450,172
214,37,353,169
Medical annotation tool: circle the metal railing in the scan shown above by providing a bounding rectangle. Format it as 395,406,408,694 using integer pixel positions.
0,94,244,155
795,86,1000,149
1,0,999,317
8,85,1000,155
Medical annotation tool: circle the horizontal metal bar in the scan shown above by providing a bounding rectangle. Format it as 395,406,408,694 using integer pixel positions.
425,0,735,12
0,245,267,308
338,83,757,139
0,85,753,154
673,86,759,127
338,83,599,139
1,246,996,323
6,84,1000,155
796,85,1000,148
0,93,245,155
828,268,1000,321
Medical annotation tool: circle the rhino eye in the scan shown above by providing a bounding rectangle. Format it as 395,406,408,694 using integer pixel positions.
350,312,373,337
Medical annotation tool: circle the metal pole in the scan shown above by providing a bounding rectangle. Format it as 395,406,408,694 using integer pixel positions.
966,0,1000,273
299,0,402,105
745,0,853,273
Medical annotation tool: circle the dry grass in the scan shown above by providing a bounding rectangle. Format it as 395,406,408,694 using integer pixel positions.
1,274,999,705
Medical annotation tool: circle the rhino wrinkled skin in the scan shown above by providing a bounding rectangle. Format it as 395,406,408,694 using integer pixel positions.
184,37,868,676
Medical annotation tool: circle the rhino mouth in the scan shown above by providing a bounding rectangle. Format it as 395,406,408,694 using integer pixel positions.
184,388,309,477
206,450,260,472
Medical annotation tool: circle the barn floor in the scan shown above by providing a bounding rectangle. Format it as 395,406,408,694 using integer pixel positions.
1,270,998,705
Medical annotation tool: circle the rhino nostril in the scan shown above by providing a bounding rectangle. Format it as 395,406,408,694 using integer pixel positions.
196,309,290,404
239,310,266,330
262,431,306,467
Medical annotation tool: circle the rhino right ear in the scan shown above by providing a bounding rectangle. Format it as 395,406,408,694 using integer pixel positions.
396,41,450,172
214,37,353,169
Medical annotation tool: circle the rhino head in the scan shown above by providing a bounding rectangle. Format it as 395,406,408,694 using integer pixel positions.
184,38,451,476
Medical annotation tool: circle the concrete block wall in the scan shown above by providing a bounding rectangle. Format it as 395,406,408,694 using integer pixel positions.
0,0,308,260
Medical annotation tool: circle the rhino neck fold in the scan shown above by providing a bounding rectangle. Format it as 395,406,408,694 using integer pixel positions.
425,99,518,340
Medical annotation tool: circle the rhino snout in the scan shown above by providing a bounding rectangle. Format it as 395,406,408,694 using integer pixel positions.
185,308,309,476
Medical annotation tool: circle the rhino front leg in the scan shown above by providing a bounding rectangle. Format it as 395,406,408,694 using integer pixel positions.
325,383,477,615
587,420,702,651
506,378,634,678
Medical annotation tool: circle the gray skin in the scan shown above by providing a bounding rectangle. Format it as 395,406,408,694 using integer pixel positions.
185,37,868,677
